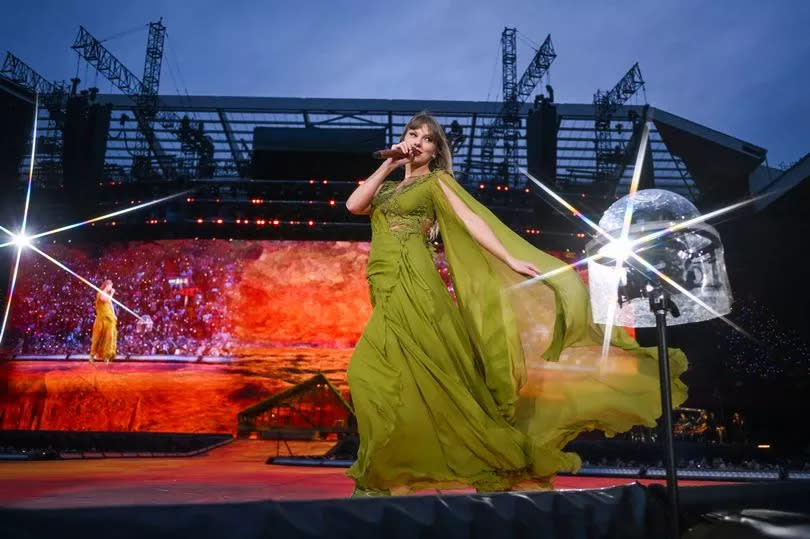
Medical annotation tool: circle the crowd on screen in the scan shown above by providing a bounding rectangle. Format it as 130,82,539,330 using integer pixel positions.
7,241,243,356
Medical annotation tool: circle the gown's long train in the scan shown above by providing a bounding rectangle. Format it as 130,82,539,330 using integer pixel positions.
347,170,687,492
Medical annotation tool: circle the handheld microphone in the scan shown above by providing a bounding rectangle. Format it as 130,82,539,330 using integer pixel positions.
372,148,408,160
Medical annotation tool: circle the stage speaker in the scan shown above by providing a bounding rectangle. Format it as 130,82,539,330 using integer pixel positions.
252,127,385,180
0,89,34,182
526,100,558,183
62,94,111,199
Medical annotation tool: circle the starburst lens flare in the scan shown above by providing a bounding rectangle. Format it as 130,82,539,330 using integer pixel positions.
1,189,190,347
598,120,652,361
0,92,189,347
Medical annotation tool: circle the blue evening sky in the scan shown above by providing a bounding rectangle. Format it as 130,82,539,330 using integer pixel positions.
2,0,808,166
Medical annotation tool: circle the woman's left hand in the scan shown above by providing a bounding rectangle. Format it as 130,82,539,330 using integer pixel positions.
506,257,539,278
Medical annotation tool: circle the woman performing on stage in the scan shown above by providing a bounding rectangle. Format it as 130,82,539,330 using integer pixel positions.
344,112,687,496
89,279,117,363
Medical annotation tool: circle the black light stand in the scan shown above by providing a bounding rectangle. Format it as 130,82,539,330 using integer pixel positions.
648,284,681,538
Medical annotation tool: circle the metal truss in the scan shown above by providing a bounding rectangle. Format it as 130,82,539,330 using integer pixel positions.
13,91,770,207
593,63,645,187
477,31,556,184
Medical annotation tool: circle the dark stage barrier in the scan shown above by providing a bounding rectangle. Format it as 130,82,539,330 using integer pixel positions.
1,481,808,539
268,435,810,482
0,430,232,459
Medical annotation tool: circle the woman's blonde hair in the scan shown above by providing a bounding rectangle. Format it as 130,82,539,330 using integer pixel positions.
400,112,454,174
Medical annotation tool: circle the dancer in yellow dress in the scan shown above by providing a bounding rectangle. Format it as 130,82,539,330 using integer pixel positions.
344,113,687,496
89,279,117,363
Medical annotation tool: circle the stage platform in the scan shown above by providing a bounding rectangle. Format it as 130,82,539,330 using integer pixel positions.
2,440,810,538
0,439,734,509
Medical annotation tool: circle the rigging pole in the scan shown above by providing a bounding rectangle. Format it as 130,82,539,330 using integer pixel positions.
477,30,556,185
593,62,645,188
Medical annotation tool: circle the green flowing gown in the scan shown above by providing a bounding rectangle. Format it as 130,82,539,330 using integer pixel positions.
346,169,687,492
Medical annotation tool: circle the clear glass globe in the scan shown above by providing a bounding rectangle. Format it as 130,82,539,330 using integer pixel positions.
598,189,701,234
586,189,732,327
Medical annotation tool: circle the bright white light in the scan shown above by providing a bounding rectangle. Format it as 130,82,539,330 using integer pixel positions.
598,237,634,263
11,234,31,249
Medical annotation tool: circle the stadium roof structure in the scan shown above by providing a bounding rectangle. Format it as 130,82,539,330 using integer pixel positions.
20,92,768,207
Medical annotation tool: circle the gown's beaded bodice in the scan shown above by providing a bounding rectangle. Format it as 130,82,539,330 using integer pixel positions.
365,171,439,307
371,172,437,243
